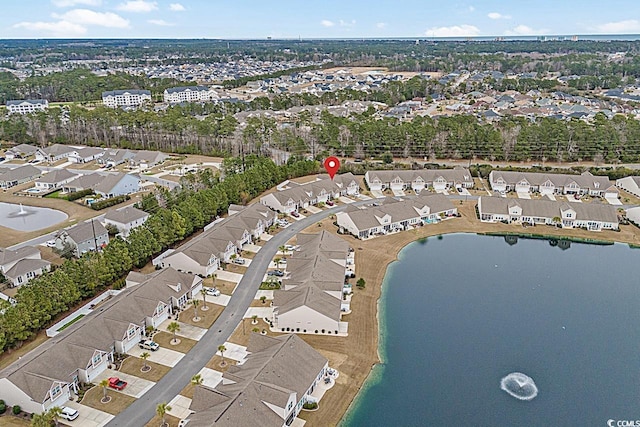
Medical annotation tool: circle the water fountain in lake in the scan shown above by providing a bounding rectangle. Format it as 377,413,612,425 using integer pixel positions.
0,202,68,232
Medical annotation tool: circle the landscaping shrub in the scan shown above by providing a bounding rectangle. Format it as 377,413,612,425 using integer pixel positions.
12,405,21,415
0,403,6,414
66,188,93,201
91,195,131,210
303,402,318,410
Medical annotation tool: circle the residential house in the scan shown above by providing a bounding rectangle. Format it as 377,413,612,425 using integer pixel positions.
67,147,105,164
0,165,42,189
616,176,640,197
336,193,457,239
489,170,616,196
153,203,276,276
163,86,219,104
272,231,351,335
129,151,169,170
184,333,329,427
34,169,78,191
0,267,202,414
102,89,151,109
55,220,109,257
63,172,140,197
364,168,473,193
35,144,76,163
260,173,360,214
97,149,136,167
0,246,50,287
102,206,149,237
6,99,48,115
477,196,619,231
4,144,38,160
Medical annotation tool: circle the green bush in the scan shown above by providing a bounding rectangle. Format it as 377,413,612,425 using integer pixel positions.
91,195,130,210
303,402,318,410
0,403,6,414
66,188,94,201
12,405,21,415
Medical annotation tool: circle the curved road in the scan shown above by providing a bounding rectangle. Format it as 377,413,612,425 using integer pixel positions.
106,202,364,426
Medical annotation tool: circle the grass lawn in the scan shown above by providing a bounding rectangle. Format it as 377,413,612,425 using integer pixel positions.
80,385,137,416
178,304,223,329
44,189,64,199
250,299,272,307
224,263,247,275
205,355,237,372
119,356,171,382
152,331,198,353
144,413,181,427
0,416,31,426
227,319,282,348
205,278,236,296
180,382,197,399
57,314,85,331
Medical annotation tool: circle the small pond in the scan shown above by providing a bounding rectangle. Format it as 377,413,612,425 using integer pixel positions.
0,202,68,232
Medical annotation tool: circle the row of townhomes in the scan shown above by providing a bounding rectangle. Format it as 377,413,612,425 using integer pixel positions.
488,170,618,196
33,144,168,169
477,196,619,231
272,231,353,335
163,86,219,104
616,176,640,197
364,167,474,193
0,267,203,414
101,89,152,109
62,172,141,198
153,203,277,276
0,246,51,288
0,165,41,189
336,193,457,239
260,173,360,214
5,99,49,115
184,333,329,427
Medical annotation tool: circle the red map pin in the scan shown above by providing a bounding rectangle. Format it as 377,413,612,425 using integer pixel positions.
324,156,340,180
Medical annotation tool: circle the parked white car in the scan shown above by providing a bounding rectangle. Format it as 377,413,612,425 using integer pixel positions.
60,406,79,421
204,287,221,296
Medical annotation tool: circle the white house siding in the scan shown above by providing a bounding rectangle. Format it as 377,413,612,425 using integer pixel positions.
159,252,215,277
616,176,640,197
0,378,53,414
275,306,341,334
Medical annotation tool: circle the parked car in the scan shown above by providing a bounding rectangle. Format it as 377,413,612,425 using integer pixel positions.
45,239,56,248
204,287,221,296
326,200,335,206
139,340,159,351
60,406,79,421
267,270,285,277
290,211,300,218
232,258,245,265
108,377,127,390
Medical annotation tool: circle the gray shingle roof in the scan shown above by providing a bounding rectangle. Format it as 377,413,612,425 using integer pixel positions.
0,165,41,183
104,206,149,225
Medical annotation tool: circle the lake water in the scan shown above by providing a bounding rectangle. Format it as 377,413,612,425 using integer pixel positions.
342,234,640,426
0,202,68,232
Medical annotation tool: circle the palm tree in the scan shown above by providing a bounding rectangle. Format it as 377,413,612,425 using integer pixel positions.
218,344,227,366
278,245,287,259
48,406,62,427
99,378,110,402
191,299,200,320
252,327,260,333
251,314,258,325
167,321,180,344
31,412,53,427
156,402,172,427
200,288,208,311
140,351,151,371
191,374,204,387
274,257,282,269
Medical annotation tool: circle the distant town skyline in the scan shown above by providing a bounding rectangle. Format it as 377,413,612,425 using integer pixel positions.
1,0,640,39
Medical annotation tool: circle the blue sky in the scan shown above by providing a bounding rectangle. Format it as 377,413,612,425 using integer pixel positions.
2,0,640,39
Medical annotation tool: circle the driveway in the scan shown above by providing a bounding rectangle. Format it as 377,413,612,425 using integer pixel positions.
215,270,243,283
338,196,355,204
244,306,273,320
370,190,384,198
517,191,531,199
197,367,223,388
65,401,114,427
255,290,274,300
195,292,231,307
127,346,185,367
243,243,262,253
159,319,207,341
305,205,322,214
95,369,155,398
606,194,623,205
218,342,248,362
167,395,193,420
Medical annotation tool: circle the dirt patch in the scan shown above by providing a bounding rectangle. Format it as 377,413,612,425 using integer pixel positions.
205,355,237,372
119,356,171,382
80,385,137,416
144,413,181,427
178,304,224,329
153,332,198,353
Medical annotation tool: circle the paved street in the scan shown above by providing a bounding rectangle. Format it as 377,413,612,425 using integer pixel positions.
105,201,361,426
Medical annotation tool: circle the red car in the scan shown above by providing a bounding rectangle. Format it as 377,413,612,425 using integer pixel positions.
108,377,127,390
290,211,300,218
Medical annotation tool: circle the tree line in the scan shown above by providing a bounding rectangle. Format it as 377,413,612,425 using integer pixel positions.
0,156,319,355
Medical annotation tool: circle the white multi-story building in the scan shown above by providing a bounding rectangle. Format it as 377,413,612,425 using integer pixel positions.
102,89,152,109
6,99,49,114
163,86,219,104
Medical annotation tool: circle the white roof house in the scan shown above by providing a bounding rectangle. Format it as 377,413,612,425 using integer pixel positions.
6,99,48,115
163,85,219,104
365,168,473,192
102,206,149,237
616,176,640,198
102,89,151,109
0,246,50,288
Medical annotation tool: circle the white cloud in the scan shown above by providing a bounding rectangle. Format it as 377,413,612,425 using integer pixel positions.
425,24,480,37
53,9,130,28
117,0,158,12
13,20,87,37
52,0,101,6
504,24,548,35
376,22,387,29
594,20,640,33
321,20,335,27
488,12,511,20
148,19,174,26
339,19,356,27
169,3,185,11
